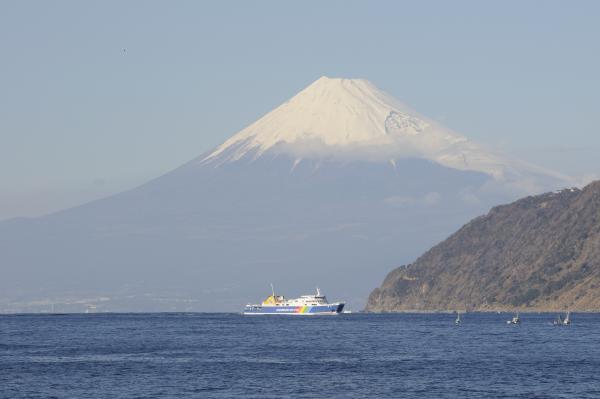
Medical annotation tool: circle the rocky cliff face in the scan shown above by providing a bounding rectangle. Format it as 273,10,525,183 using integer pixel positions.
366,181,600,312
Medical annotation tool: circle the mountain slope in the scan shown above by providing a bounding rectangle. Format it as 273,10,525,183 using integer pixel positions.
366,181,600,312
0,76,572,312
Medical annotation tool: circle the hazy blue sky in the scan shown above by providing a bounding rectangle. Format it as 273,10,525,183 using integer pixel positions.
1,1,599,220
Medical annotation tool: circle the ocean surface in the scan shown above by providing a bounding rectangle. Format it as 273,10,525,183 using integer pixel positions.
2,312,600,398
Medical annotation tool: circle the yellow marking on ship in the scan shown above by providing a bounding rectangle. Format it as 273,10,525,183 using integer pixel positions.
262,295,276,305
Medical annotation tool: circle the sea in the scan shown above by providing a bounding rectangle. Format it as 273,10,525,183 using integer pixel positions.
1,312,599,398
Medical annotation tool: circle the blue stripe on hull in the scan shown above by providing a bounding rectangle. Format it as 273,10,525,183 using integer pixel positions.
243,303,344,315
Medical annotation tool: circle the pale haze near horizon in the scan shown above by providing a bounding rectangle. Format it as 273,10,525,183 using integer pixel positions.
1,1,599,220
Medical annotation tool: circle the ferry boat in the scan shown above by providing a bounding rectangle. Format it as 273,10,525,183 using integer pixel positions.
243,286,344,315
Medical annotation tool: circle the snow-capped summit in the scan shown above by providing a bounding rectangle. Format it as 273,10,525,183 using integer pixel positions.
203,76,405,155
200,76,566,185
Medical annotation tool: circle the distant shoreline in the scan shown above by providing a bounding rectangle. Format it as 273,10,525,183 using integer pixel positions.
1,310,600,316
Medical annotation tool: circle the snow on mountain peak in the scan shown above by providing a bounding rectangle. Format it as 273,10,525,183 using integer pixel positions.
200,76,569,185
203,76,405,159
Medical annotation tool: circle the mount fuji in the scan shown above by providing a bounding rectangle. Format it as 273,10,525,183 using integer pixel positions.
0,77,572,312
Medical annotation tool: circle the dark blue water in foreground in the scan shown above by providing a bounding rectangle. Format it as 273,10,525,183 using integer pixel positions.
2,313,600,398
